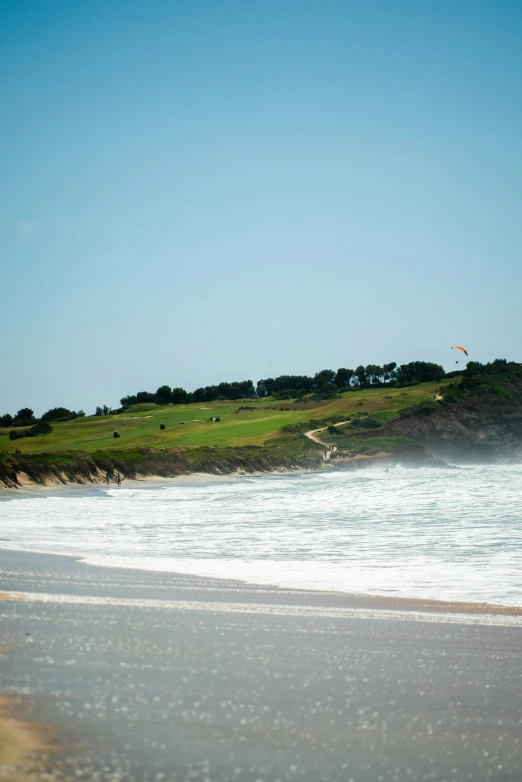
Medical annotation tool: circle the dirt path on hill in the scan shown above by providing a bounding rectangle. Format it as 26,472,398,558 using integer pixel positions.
304,421,351,459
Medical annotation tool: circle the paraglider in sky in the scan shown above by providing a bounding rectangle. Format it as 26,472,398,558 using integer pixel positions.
451,345,468,364
452,345,468,356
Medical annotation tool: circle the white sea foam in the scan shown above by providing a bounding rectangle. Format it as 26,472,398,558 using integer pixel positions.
1,465,522,605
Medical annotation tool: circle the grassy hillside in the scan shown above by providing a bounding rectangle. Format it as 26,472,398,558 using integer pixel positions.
3,363,521,485
0,381,450,455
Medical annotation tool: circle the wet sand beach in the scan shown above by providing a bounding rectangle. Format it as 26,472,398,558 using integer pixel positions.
0,696,55,782
1,549,522,781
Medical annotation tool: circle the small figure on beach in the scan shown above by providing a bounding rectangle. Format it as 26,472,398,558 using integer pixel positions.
105,472,110,486
116,474,122,487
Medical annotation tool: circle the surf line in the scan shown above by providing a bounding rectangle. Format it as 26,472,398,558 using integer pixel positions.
8,591,522,628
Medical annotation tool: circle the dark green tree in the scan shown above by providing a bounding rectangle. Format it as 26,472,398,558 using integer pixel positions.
314,369,336,388
365,364,383,385
13,408,36,425
136,391,156,404
334,368,354,388
171,387,189,404
41,407,76,422
156,385,172,405
29,421,52,436
354,365,367,387
383,362,397,384
120,395,138,407
257,375,314,397
395,361,445,386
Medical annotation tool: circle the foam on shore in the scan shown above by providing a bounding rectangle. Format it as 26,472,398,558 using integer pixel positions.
4,588,522,626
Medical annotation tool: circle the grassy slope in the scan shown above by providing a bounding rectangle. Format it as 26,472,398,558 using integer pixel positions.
0,381,449,455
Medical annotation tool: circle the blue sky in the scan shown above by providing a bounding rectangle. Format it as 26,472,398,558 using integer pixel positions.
1,0,521,414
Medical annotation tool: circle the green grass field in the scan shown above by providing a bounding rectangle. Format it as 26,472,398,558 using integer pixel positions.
0,381,450,454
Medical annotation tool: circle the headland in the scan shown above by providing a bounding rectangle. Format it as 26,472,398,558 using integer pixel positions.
2,360,522,490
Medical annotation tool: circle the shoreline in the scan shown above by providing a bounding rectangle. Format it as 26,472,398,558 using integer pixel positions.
0,469,288,499
1,548,522,619
0,467,316,496
0,452,463,497
0,447,448,493
2,549,522,779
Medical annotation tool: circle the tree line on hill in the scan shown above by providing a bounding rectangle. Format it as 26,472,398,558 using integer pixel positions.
0,406,86,440
256,362,445,398
443,358,522,403
0,360,446,431
116,361,445,409
119,380,256,408
0,407,86,428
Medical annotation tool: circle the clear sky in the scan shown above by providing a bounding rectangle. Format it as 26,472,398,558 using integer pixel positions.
1,0,521,415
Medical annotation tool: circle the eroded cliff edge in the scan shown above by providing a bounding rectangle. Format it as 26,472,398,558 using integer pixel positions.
364,361,522,462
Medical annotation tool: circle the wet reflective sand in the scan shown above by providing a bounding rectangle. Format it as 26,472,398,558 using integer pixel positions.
1,550,521,781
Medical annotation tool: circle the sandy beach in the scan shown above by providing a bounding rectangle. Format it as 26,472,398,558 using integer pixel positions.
0,471,254,499
1,549,522,781
0,695,54,782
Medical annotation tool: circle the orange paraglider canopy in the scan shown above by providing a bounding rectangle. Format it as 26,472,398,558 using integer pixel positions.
451,345,468,356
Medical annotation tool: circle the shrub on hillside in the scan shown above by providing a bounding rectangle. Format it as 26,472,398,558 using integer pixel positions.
357,415,385,429
29,421,53,436
441,360,522,404
41,407,78,422
9,421,52,440
337,436,417,455
308,383,340,401
273,389,305,400
398,402,437,418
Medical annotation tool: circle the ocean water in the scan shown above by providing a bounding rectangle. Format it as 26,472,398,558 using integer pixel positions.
1,465,522,606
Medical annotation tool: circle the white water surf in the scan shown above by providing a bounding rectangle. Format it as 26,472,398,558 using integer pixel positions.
1,465,521,605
